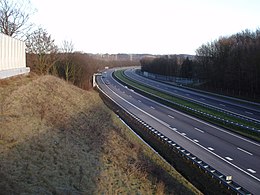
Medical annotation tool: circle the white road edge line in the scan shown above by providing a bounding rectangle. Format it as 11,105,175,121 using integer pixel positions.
124,81,260,147
237,147,253,156
103,76,260,182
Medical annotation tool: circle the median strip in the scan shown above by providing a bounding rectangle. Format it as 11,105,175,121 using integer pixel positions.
113,69,260,142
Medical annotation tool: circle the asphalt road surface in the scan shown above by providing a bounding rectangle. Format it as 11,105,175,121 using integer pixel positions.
97,69,260,194
124,68,260,123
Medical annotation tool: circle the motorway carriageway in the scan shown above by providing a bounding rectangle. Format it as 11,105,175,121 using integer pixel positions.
97,69,260,194
124,68,260,123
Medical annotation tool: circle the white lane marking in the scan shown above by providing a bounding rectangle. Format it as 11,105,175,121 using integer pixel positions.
247,169,256,174
225,157,233,161
194,127,204,133
170,127,177,131
131,87,260,147
245,111,253,115
219,104,226,107
193,139,199,143
181,133,186,136
208,147,214,151
168,115,175,119
237,147,253,156
150,106,155,109
138,100,142,103
105,75,260,182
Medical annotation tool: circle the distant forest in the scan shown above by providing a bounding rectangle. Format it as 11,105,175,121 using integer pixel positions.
140,29,260,100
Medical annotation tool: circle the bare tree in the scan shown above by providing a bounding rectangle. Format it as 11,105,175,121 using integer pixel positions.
61,40,76,82
26,28,58,74
0,0,34,38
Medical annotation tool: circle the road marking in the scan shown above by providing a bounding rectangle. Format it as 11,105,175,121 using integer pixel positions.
150,106,155,109
193,139,199,143
168,115,175,119
237,147,253,156
247,169,256,174
245,111,253,115
219,104,226,107
208,147,214,151
138,100,142,103
104,76,260,182
194,127,204,133
181,133,186,136
169,126,177,131
225,157,233,161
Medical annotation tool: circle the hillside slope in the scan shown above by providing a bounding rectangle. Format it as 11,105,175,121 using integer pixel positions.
0,75,201,194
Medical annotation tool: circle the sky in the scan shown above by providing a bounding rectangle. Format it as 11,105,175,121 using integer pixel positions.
30,0,260,55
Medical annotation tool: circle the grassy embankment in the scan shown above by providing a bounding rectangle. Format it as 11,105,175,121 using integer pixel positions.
114,70,260,142
0,74,201,194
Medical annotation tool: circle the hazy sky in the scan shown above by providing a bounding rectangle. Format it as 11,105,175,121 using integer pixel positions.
30,0,260,54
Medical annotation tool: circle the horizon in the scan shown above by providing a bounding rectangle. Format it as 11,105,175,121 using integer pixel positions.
30,0,260,55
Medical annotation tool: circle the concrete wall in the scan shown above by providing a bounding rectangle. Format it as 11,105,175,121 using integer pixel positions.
0,33,30,79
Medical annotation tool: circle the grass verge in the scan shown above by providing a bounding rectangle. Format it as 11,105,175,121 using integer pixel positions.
114,69,260,142
0,74,201,194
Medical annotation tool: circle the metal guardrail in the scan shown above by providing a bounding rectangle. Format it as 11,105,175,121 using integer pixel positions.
95,80,252,195
120,71,260,133
132,116,252,195
134,70,260,127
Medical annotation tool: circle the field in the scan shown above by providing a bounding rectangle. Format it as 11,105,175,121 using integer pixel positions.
0,74,201,194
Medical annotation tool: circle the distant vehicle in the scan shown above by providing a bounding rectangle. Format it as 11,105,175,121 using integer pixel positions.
105,66,109,69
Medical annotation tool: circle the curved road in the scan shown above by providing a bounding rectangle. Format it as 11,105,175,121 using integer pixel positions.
124,68,260,123
97,69,260,194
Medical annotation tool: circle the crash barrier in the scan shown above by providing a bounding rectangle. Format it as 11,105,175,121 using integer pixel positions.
115,71,260,141
133,71,260,131
95,83,252,195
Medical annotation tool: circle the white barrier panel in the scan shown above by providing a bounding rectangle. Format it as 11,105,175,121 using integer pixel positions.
0,33,29,78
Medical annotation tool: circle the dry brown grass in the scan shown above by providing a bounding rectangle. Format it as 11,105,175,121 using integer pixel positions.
0,74,202,194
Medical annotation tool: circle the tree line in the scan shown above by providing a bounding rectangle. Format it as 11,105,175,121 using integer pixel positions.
1,0,138,90
140,55,194,79
141,29,260,100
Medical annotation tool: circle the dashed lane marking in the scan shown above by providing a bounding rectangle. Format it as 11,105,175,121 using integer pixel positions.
225,157,233,161
247,169,256,174
194,127,204,133
237,147,253,156
168,115,175,119
208,147,214,151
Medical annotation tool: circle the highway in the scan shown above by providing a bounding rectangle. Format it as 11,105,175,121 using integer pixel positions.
124,68,260,123
96,69,260,194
